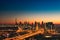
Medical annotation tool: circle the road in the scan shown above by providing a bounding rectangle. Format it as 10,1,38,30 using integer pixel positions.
4,28,58,40
4,28,44,40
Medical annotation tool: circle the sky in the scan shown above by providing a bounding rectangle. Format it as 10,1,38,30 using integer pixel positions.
0,0,60,24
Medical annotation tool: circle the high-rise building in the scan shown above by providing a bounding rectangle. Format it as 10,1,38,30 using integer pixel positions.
36,23,39,31
37,22,40,28
15,18,18,25
34,21,39,31
41,21,44,28
46,22,54,30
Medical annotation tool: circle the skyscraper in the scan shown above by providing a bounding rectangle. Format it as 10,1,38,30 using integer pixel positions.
15,18,18,25
41,21,44,28
46,22,54,30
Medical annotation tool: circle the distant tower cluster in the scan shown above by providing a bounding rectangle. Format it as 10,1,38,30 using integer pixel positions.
46,22,54,30
14,18,55,32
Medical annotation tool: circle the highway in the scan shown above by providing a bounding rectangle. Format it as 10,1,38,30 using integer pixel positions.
4,28,44,40
4,28,58,40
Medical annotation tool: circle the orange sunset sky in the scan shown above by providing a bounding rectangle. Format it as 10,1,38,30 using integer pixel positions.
0,12,60,24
